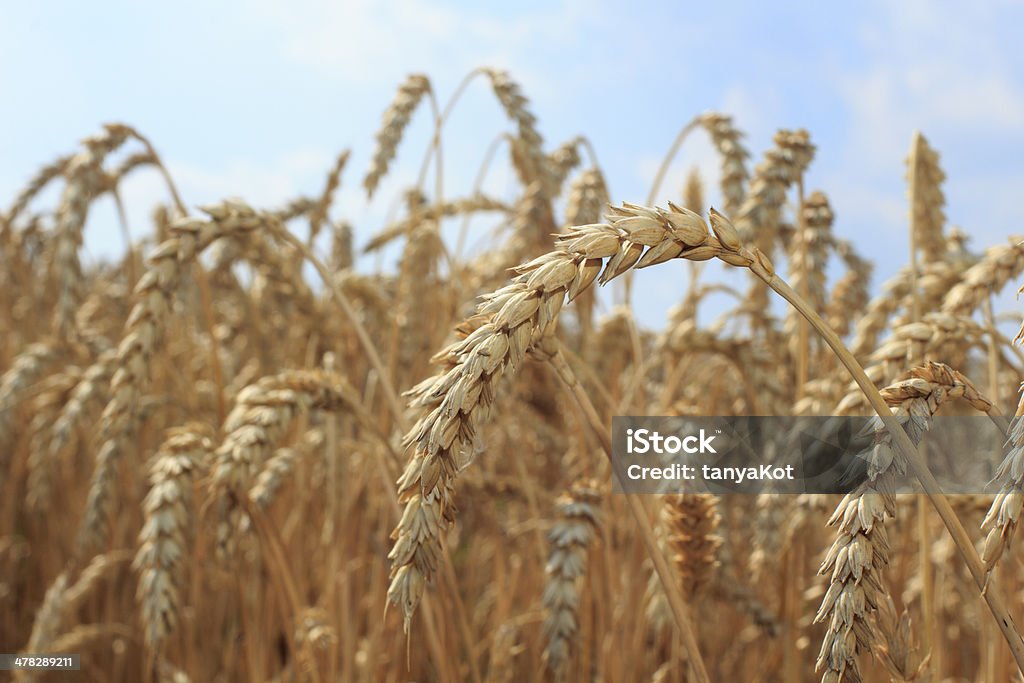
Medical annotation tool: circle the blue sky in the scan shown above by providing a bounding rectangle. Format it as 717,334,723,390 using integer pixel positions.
2,1,1023,327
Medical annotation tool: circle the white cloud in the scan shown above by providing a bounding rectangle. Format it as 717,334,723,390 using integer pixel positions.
841,66,1024,163
821,0,1024,291
839,2,1023,170
243,0,596,96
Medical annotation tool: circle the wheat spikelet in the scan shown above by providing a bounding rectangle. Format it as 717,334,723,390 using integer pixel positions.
661,318,785,412
329,221,354,272
787,190,833,382
23,367,82,512
683,166,704,214
838,311,1002,414
21,572,70,659
874,593,929,681
3,153,73,229
47,350,115,457
750,494,791,582
735,128,815,255
100,150,159,200
394,191,452,378
548,136,584,191
65,551,131,611
788,191,832,324
271,195,318,222
52,125,133,337
564,168,609,228
732,129,815,328
697,507,781,636
510,181,559,260
250,447,300,510
850,258,963,359
486,623,522,683
563,168,608,336
309,149,350,244
981,306,1024,571
589,306,635,384
826,238,872,338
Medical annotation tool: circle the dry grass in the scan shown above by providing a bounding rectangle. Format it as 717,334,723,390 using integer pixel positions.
3,68,1024,682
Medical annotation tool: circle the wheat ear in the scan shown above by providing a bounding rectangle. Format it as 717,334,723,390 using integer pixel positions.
542,481,601,681
816,363,993,682
364,74,432,198
134,426,212,650
387,202,766,628
982,309,1024,572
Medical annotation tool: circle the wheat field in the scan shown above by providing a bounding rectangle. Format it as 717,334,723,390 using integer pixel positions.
3,68,1024,683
